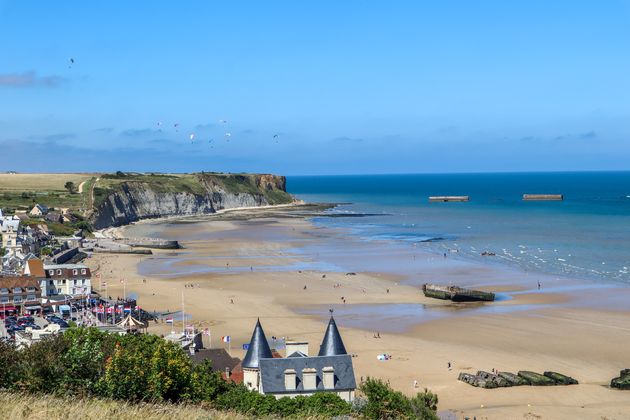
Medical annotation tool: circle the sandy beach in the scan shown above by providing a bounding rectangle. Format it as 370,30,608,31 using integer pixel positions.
86,212,630,420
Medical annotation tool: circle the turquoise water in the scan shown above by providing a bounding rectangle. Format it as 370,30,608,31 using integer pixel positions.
287,172,630,284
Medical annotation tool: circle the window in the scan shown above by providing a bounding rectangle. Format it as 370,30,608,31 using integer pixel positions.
49,280,53,286
0,297,8,304
13,297,22,303
57,288,62,294
81,269,87,275
56,269,62,275
13,287,21,293
27,287,35,292
0,288,8,294
73,279,77,285
49,270,55,276
73,269,78,275
27,294,36,301
62,280,66,285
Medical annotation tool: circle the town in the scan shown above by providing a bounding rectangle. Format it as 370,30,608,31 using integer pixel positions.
0,204,362,404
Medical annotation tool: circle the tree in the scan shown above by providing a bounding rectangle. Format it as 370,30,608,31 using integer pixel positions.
64,181,76,194
359,377,439,420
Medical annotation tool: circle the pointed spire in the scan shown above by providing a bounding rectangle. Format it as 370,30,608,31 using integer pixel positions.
242,318,273,369
318,316,348,356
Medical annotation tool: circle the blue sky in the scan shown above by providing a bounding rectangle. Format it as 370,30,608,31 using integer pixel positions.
1,0,629,175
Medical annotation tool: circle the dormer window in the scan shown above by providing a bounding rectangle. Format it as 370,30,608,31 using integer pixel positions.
0,288,8,294
73,269,78,275
49,270,55,276
81,269,87,275
56,269,62,275
13,287,22,293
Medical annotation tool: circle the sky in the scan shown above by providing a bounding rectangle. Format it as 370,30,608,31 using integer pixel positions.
0,0,629,175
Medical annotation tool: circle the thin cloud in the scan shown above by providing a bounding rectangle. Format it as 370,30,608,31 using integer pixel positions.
92,127,114,134
0,71,67,88
27,133,76,141
332,136,364,143
120,128,161,137
579,131,597,140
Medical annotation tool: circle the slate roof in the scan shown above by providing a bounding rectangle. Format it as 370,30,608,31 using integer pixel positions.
189,348,241,372
318,316,348,356
242,318,273,368
259,354,356,394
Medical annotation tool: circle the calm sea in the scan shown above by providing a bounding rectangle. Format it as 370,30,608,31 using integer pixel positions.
287,172,630,284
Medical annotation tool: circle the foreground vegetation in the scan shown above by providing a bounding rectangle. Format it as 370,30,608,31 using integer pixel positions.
0,328,439,419
0,392,248,420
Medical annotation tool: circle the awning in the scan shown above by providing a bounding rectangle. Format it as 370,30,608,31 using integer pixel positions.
0,306,17,312
24,305,42,310
59,305,71,311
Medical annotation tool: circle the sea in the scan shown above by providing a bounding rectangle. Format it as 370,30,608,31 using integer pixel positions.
287,172,630,285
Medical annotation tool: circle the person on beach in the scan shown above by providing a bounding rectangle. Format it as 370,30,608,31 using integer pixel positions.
413,380,418,388
538,281,541,290
230,298,234,304
448,362,452,370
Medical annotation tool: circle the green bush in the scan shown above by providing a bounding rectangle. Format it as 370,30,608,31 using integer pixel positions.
360,378,438,420
0,341,20,390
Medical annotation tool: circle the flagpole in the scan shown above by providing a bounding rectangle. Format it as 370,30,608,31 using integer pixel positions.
181,290,185,337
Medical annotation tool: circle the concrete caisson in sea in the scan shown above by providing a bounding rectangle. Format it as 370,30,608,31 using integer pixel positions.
428,196,470,202
522,194,563,201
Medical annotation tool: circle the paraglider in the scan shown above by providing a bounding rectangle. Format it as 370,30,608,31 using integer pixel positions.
174,123,179,132
273,133,280,143
68,58,75,68
219,119,227,124
189,133,195,142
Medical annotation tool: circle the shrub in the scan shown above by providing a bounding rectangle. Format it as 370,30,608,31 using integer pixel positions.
360,377,438,420
0,341,20,390
99,334,194,402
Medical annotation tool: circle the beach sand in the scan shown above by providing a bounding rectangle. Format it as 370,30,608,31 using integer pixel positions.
86,215,630,420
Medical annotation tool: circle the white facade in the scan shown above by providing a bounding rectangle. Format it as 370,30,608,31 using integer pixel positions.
43,264,92,296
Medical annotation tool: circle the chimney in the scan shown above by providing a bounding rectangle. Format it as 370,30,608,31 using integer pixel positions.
285,341,309,357
284,368,296,391
302,368,317,390
322,366,335,389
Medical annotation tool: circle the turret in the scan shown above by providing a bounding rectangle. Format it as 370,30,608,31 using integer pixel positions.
318,316,348,356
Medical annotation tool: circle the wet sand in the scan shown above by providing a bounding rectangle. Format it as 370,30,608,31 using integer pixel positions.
87,214,630,420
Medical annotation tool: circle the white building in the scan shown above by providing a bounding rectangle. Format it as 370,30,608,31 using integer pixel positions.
42,263,92,296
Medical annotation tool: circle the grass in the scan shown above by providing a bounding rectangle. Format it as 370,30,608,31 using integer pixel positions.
0,392,249,420
0,173,93,192
0,173,96,213
0,172,294,215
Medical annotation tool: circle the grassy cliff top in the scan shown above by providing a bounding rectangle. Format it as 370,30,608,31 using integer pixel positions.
0,171,291,212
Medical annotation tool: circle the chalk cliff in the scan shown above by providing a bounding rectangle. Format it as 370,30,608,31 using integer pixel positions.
90,173,294,229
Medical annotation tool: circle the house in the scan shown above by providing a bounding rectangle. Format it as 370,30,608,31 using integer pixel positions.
44,212,62,223
0,275,41,308
43,263,92,296
241,317,356,402
23,259,48,297
29,204,49,217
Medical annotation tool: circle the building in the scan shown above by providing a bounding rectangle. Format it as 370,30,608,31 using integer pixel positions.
242,317,356,402
14,323,61,349
0,275,41,309
42,263,92,296
29,204,49,217
0,210,21,253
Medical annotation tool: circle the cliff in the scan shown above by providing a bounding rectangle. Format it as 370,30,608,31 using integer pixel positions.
90,173,295,229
